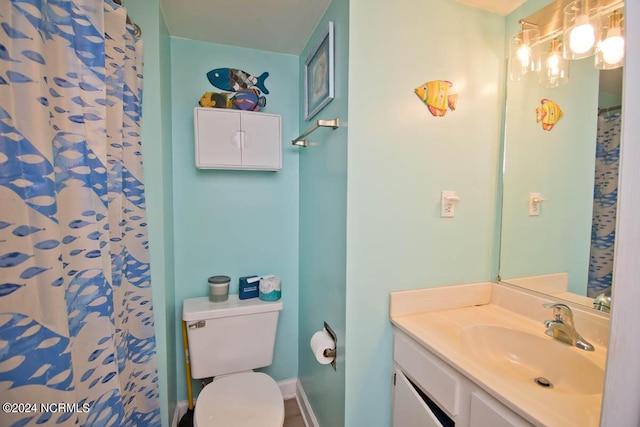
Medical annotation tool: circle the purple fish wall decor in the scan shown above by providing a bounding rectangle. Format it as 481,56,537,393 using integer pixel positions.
231,89,267,111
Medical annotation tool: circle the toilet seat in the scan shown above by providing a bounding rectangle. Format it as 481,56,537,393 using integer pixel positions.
194,372,284,427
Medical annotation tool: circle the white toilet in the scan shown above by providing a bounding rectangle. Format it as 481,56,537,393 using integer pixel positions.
183,295,285,427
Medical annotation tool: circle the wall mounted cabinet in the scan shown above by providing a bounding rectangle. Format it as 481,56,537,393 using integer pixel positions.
194,108,282,171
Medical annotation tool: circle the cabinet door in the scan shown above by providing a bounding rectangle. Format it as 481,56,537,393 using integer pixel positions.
393,370,445,427
469,390,532,427
240,112,281,170
195,109,242,168
394,331,460,416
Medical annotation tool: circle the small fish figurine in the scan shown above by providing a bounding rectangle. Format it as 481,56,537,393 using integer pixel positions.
207,67,270,94
536,99,563,131
199,91,231,108
231,88,267,111
415,80,459,117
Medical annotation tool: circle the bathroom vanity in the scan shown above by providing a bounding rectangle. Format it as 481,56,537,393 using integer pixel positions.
390,282,609,427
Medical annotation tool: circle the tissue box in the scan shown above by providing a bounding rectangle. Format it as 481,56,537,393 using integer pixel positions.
239,275,259,300
259,275,281,302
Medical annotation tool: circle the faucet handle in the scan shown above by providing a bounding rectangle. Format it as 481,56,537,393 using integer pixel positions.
543,302,574,323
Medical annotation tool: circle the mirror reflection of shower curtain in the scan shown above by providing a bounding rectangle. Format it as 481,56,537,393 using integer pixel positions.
588,112,621,298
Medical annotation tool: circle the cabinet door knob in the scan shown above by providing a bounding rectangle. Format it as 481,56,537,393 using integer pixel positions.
230,130,246,149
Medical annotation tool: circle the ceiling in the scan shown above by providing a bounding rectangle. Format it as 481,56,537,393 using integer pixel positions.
158,0,527,56
159,0,332,55
454,0,526,15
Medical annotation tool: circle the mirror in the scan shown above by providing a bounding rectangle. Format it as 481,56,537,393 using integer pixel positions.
499,0,623,312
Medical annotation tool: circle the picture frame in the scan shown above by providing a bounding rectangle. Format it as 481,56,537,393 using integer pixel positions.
304,21,334,121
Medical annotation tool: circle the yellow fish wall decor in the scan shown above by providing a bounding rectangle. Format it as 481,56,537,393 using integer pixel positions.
199,91,231,109
536,99,564,131
415,80,459,117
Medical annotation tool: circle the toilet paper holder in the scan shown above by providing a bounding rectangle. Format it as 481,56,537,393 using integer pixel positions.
323,321,337,371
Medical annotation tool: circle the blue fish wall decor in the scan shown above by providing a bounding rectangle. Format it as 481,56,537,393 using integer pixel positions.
207,68,270,94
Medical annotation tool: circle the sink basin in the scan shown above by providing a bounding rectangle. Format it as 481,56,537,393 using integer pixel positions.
460,325,604,395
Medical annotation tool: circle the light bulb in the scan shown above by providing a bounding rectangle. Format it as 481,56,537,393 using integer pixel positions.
547,53,560,75
601,27,624,65
569,14,595,54
540,38,568,88
517,44,532,67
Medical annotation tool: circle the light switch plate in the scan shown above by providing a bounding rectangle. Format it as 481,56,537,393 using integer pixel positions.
441,191,458,218
529,192,541,216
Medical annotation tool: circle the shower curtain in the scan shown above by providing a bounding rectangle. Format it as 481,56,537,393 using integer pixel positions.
588,112,621,298
0,1,160,426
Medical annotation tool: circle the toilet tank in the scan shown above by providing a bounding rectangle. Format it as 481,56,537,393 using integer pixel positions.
183,295,283,379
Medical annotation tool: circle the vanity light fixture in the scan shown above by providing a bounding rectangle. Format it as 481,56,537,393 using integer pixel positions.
595,9,624,69
563,0,601,60
540,38,570,88
510,0,624,88
509,20,540,81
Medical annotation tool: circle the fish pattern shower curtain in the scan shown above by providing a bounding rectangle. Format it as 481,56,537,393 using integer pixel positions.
588,112,621,298
0,0,160,426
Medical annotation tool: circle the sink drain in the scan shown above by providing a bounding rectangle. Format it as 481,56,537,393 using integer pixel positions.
534,377,553,388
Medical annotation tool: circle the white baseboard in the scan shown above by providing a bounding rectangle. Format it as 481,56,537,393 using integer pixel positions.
171,377,307,427
278,378,298,399
296,380,319,427
172,400,191,427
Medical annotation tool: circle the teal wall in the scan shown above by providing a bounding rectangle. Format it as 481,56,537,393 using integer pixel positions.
158,11,177,422
345,0,506,425
170,38,300,402
297,0,348,425
599,92,622,109
126,1,176,425
500,0,599,295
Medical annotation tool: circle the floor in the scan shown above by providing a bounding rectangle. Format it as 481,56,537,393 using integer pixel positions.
283,398,305,427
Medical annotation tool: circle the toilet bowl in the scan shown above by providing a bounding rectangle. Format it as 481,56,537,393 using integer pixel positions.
183,296,285,426
194,372,284,427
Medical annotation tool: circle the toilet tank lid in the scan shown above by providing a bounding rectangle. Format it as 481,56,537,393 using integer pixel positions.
183,295,283,321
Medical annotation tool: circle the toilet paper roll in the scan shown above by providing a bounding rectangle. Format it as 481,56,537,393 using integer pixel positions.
310,329,335,365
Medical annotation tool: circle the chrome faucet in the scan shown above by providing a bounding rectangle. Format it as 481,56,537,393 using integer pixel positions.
593,293,611,313
543,303,594,351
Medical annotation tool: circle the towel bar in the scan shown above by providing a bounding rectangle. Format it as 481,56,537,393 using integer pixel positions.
292,118,340,147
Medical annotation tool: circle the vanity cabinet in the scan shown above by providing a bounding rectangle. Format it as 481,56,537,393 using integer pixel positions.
194,108,282,170
393,370,452,427
469,390,531,427
392,330,533,427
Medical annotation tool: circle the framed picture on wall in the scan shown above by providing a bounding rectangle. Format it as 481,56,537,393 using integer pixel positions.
304,21,334,121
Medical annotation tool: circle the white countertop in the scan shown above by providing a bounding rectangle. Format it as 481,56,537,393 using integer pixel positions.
390,282,608,427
